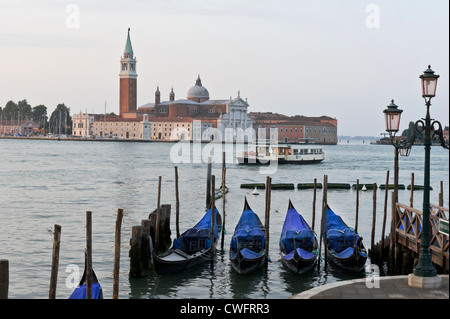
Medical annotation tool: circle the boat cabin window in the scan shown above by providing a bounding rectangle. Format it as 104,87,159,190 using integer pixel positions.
293,149,298,155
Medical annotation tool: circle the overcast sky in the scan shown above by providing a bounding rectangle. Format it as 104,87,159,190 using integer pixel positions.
1,0,448,136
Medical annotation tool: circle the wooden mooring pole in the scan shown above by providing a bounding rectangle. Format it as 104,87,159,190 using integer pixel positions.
112,208,123,299
175,167,180,239
49,224,61,299
0,260,9,299
265,176,272,264
155,176,162,255
312,178,317,231
210,175,216,260
410,173,414,207
380,170,390,261
206,157,212,207
371,183,377,251
86,211,93,299
221,152,226,249
355,179,359,233
318,175,328,269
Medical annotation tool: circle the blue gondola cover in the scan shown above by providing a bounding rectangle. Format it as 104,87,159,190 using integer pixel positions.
230,207,265,254
280,206,315,253
173,207,220,250
69,283,102,299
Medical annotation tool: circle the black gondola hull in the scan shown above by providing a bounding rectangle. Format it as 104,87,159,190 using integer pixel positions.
280,250,317,275
230,253,266,274
153,246,215,275
326,246,367,272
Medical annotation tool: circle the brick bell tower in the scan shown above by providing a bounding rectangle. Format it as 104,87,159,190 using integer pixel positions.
119,28,137,117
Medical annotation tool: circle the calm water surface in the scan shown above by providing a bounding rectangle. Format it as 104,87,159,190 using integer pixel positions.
0,138,448,299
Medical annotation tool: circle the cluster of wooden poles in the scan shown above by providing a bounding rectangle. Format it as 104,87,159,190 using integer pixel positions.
47,209,124,299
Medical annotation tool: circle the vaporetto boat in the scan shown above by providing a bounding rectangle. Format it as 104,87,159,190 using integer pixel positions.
236,140,325,165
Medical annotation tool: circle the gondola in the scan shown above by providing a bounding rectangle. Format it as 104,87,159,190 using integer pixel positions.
69,253,103,299
279,200,318,274
230,198,267,274
322,205,367,272
152,206,222,275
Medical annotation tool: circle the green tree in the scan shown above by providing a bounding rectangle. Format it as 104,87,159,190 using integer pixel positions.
2,100,18,121
49,103,72,135
32,104,48,127
17,99,32,121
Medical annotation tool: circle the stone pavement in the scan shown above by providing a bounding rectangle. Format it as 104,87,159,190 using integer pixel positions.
291,275,449,299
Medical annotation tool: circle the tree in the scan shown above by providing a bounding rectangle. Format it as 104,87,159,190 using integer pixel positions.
32,104,48,127
2,100,18,121
17,99,32,121
49,103,72,135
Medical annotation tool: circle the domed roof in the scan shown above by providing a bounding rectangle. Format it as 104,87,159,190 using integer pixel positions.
187,75,209,100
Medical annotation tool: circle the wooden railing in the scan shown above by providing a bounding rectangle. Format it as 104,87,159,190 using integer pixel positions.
395,203,449,270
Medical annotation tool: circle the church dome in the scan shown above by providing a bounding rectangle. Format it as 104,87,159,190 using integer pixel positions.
187,75,209,101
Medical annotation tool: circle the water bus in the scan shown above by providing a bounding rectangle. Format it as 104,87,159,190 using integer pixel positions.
236,140,324,165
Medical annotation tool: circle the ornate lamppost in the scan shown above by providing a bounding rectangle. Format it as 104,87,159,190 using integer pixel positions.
383,65,449,288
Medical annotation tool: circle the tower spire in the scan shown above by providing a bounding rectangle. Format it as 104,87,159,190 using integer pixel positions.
124,28,133,57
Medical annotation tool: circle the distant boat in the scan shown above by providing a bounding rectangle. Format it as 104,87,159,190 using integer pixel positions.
152,206,222,275
252,187,259,195
236,140,324,165
322,205,367,272
230,198,267,274
361,185,367,191
279,200,318,274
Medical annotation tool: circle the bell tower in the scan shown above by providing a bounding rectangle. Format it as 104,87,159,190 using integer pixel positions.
119,28,137,117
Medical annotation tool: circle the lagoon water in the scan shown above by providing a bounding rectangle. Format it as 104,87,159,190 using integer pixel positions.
0,138,448,299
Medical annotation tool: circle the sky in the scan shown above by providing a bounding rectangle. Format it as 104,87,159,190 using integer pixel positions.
0,0,448,136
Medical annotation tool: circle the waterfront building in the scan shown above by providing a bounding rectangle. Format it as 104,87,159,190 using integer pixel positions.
72,112,95,137
250,112,338,144
72,112,151,140
0,120,39,136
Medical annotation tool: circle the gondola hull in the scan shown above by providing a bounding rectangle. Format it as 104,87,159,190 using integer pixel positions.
230,250,266,274
323,205,367,272
152,208,221,275
280,248,317,274
230,198,267,274
279,200,318,274
153,245,216,275
326,246,367,272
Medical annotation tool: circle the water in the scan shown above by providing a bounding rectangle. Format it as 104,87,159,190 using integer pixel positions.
0,138,448,299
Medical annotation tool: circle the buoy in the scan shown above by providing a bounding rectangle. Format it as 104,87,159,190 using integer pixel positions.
252,187,259,195
361,185,367,191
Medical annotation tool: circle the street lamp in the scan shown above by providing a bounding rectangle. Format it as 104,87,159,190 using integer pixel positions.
383,65,449,288
420,65,439,98
383,100,403,136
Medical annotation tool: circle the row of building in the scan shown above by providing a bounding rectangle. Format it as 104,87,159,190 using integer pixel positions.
70,29,338,144
2,29,339,144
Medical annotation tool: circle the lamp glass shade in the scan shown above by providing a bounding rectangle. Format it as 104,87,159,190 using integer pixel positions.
384,112,401,133
399,147,411,157
420,66,439,98
421,77,438,98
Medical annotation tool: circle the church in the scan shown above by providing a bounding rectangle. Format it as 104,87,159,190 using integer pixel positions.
150,75,254,142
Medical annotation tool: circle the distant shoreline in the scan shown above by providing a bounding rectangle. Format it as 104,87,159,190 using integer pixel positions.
0,136,338,145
